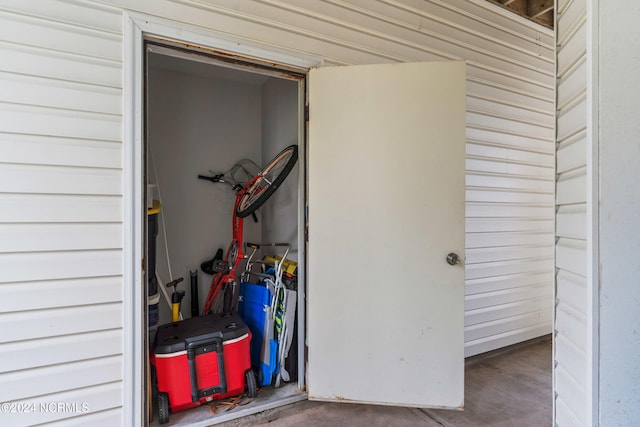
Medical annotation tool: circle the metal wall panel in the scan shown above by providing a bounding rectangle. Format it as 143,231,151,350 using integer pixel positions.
555,0,590,423
0,0,554,422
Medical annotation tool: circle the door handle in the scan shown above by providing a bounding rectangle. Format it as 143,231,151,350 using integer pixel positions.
446,253,460,266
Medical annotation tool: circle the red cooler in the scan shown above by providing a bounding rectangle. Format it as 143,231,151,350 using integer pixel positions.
153,312,256,424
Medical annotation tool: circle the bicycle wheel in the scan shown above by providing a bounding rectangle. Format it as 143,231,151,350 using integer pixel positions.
236,145,298,218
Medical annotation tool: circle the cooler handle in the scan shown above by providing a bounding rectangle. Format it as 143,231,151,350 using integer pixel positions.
186,335,227,402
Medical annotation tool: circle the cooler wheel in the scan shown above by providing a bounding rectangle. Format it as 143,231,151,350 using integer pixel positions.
158,392,170,424
246,369,258,398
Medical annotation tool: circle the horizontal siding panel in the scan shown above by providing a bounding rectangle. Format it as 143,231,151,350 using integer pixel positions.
555,396,583,427
44,408,122,427
466,231,553,248
0,382,122,426
466,271,553,294
0,223,122,253
467,174,555,192
0,356,122,402
466,95,553,125
0,10,121,61
465,309,552,341
394,0,554,49
556,269,587,315
556,238,587,276
466,203,554,218
469,65,551,94
466,158,554,178
0,277,122,313
466,218,553,233
467,127,554,154
557,58,586,108
0,195,121,223
0,71,121,115
171,0,554,87
0,164,121,195
0,102,121,142
467,111,554,140
466,285,552,311
557,130,587,173
0,303,122,343
556,301,587,352
0,250,122,283
557,18,586,75
0,0,122,34
466,189,553,204
0,330,122,373
466,244,552,264
341,0,554,70
466,297,552,326
467,64,554,101
466,142,554,166
466,258,553,280
0,40,121,88
557,0,586,44
555,332,587,390
464,323,550,356
557,203,587,240
556,166,587,205
0,133,121,169
208,0,449,62
557,96,587,141
140,1,418,66
555,365,588,426
467,79,553,114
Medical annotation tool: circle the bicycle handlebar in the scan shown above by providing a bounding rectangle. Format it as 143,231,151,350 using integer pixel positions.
198,173,245,191
197,173,258,222
198,174,222,183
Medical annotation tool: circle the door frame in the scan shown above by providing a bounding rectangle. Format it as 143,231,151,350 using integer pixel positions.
123,12,321,426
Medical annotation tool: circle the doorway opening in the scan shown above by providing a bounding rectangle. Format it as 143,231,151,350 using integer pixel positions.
143,41,307,426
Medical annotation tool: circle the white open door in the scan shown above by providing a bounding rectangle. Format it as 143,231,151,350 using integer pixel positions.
307,61,466,409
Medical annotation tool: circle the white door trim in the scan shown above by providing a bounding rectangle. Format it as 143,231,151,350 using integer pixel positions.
122,11,321,425
122,13,145,427
585,0,600,424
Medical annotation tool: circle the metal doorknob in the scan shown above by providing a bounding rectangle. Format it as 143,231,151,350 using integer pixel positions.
446,253,460,265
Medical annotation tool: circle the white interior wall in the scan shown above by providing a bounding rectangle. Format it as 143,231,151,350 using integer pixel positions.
260,78,300,259
147,56,263,323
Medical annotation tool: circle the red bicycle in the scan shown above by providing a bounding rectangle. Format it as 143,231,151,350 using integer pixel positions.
198,145,298,315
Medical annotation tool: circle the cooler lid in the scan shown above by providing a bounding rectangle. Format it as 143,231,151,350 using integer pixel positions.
154,312,248,354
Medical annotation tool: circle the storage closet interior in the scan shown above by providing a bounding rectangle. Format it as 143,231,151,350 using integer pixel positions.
145,44,304,426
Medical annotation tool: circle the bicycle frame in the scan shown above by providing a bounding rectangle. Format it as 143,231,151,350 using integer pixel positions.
200,146,296,315
201,173,260,315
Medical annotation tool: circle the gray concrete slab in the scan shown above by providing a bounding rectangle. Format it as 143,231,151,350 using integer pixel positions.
423,336,552,426
219,336,552,427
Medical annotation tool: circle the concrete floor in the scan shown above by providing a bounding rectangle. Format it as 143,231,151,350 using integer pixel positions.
220,336,552,427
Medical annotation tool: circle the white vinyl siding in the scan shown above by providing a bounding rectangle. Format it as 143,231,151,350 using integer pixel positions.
0,1,124,425
555,0,590,425
0,0,553,424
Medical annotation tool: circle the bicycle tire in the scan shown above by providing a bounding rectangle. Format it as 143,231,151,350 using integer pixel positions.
236,145,298,218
